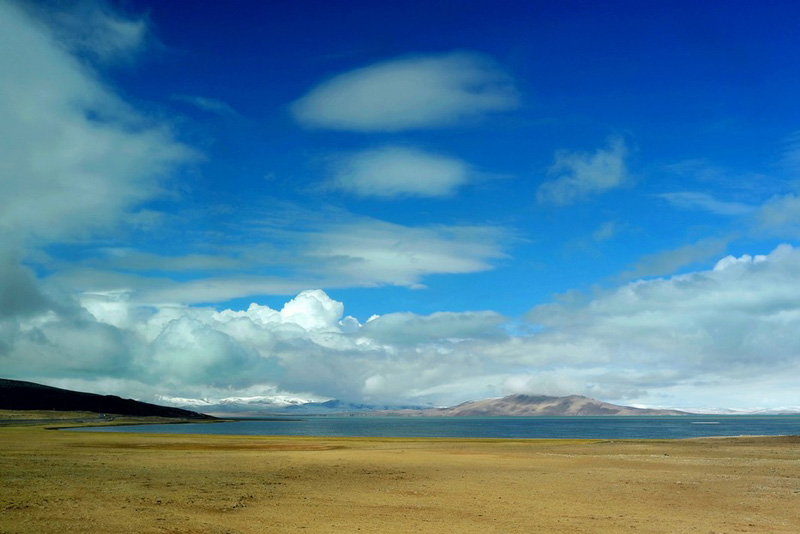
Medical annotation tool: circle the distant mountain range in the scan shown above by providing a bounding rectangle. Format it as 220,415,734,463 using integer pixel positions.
158,391,689,417
0,378,214,420
155,394,428,417
8,378,796,418
410,394,688,416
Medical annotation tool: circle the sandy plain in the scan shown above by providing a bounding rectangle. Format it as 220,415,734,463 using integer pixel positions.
1,416,799,534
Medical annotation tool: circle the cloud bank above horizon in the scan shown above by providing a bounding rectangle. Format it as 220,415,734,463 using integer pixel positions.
3,1,800,411
6,244,800,411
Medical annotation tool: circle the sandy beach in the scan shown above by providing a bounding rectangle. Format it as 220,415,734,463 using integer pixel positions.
1,421,799,533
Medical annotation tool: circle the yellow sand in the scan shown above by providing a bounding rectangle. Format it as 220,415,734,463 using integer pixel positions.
1,423,799,533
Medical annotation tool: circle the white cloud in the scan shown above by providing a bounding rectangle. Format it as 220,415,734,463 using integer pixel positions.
621,236,732,279
659,191,754,215
40,210,514,305
592,221,618,242
217,290,349,332
502,371,608,399
86,249,243,273
0,2,194,247
0,253,53,319
755,194,800,236
304,219,510,288
21,0,149,63
7,246,800,410
277,290,344,331
5,288,510,404
522,243,800,407
329,146,472,198
537,138,629,205
359,310,506,345
145,315,271,387
713,253,766,271
6,3,800,412
291,51,518,131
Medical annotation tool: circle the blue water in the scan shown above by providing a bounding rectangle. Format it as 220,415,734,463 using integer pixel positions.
70,415,800,439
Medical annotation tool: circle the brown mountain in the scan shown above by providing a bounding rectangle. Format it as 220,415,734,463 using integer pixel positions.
0,378,214,419
428,394,687,416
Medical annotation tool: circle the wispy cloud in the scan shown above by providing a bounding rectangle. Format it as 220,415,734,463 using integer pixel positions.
592,221,619,242
359,310,506,345
171,94,240,117
780,131,800,172
42,208,515,304
658,191,754,215
22,0,150,63
291,51,518,132
537,138,629,205
620,236,732,280
328,146,472,198
754,194,800,237
302,219,510,288
0,1,194,248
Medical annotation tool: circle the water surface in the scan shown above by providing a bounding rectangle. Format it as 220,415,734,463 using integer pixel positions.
71,415,800,439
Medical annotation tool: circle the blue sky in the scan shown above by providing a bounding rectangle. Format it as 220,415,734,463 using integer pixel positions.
3,0,800,411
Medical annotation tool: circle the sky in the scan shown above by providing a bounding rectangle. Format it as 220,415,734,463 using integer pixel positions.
2,0,800,411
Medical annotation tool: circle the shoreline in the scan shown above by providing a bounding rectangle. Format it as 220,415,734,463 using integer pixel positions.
0,408,230,430
46,411,800,441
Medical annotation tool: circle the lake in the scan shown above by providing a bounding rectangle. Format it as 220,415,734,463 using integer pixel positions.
71,415,800,439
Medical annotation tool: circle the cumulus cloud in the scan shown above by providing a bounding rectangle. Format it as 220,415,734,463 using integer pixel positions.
146,315,274,388
1,298,134,381
7,245,800,410
537,138,629,205
713,253,766,271
521,243,800,407
2,286,509,405
0,254,53,319
291,51,518,131
0,1,200,391
329,146,472,198
217,290,348,332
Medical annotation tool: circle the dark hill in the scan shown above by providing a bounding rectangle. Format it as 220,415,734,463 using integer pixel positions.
0,378,214,419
